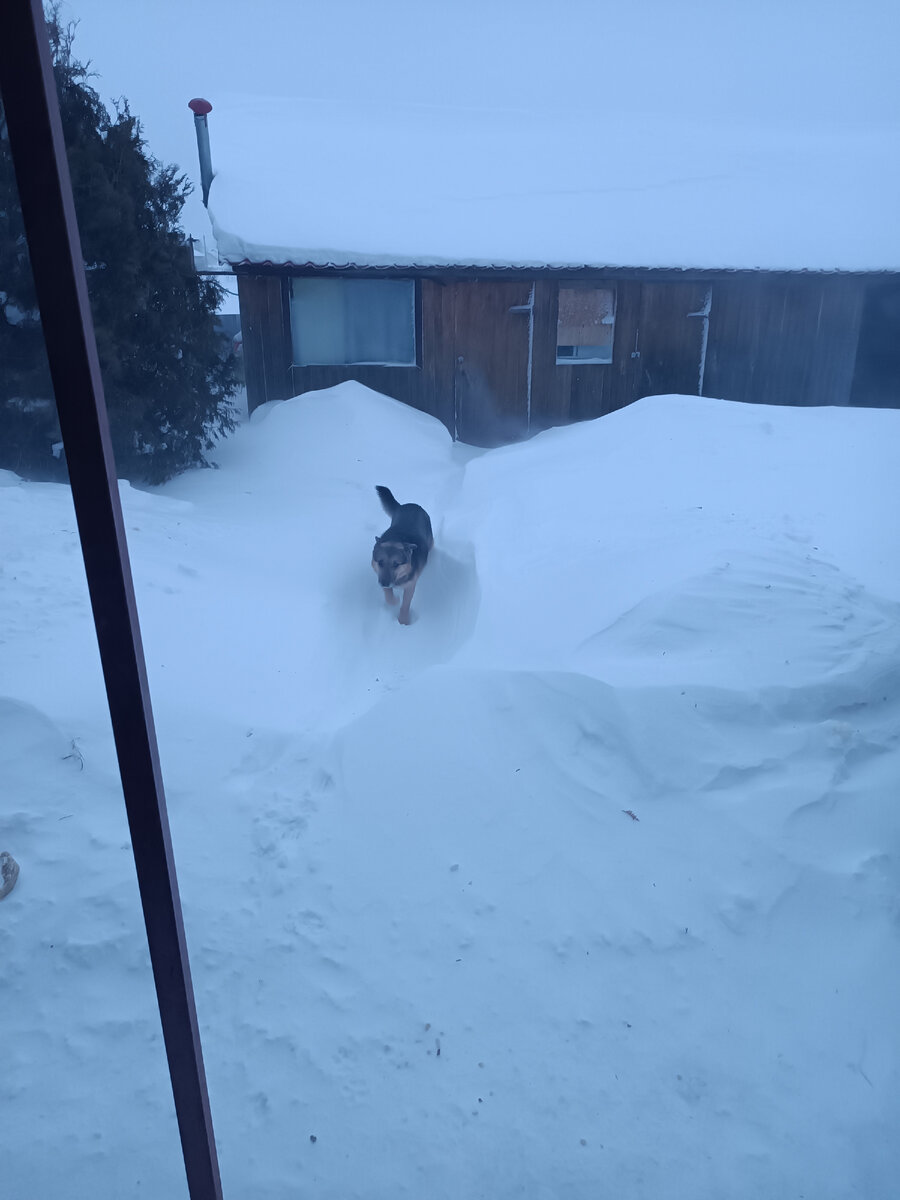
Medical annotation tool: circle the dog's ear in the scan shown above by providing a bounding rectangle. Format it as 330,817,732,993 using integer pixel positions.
402,542,417,559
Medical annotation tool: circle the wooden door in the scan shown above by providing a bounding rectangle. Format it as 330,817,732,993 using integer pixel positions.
448,280,534,447
635,282,711,399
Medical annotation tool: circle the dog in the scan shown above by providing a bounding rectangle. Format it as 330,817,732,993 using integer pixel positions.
372,485,433,625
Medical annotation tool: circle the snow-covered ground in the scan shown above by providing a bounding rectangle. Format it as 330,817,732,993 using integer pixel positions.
2,386,899,1199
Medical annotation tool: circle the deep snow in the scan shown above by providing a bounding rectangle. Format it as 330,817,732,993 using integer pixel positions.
2,387,899,1199
206,99,900,271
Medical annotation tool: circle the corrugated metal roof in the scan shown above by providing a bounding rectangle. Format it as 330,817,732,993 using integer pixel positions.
223,258,899,277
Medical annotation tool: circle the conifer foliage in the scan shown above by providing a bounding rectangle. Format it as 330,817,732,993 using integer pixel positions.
0,9,238,483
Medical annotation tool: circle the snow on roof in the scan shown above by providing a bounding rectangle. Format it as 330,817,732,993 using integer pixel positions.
203,96,900,273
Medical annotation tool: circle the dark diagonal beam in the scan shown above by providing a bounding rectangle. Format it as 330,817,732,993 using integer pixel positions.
0,3,223,1196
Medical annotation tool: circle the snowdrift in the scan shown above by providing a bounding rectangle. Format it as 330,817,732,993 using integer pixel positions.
1,386,898,1199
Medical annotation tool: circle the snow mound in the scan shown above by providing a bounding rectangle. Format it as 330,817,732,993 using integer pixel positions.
578,550,900,690
175,381,456,506
0,696,70,767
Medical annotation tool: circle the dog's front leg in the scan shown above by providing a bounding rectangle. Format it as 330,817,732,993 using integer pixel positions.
397,579,417,625
383,587,398,606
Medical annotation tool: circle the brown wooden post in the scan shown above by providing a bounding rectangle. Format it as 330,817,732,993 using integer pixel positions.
0,3,224,1196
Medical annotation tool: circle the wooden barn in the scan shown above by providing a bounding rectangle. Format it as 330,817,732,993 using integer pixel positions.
190,97,900,446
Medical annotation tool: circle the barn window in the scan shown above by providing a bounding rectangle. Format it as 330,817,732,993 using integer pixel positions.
556,284,616,364
290,278,416,366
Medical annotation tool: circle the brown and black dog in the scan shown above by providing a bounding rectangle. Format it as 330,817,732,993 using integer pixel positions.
372,485,434,625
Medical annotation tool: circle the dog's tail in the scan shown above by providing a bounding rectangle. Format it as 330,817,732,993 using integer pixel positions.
375,485,400,517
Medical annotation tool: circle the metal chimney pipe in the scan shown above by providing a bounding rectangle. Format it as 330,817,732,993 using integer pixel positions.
188,98,213,205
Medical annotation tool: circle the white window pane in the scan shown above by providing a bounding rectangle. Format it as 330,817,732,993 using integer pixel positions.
344,280,415,364
291,278,345,365
291,278,415,366
556,343,614,363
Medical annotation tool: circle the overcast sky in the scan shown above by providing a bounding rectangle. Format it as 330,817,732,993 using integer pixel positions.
60,0,899,252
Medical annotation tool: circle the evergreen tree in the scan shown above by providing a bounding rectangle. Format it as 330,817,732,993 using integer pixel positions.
0,8,238,483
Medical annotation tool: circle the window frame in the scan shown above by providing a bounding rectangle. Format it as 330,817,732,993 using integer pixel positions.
289,276,419,369
555,282,617,366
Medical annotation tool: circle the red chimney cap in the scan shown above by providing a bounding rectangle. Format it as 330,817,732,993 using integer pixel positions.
188,98,213,116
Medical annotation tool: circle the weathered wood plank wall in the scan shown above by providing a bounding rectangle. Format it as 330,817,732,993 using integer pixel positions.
704,276,866,407
235,270,876,440
236,275,292,407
